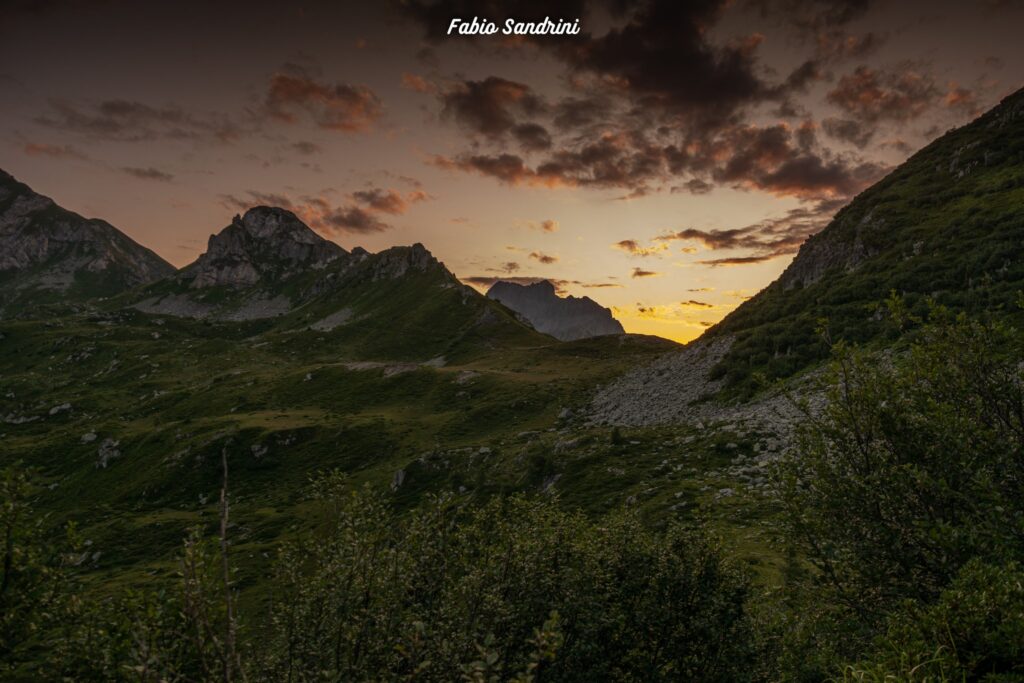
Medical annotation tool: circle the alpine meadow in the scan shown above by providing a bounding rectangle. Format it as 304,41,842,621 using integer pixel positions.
2,1,1024,681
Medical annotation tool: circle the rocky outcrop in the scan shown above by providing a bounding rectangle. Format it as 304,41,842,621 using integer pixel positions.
0,169,175,307
366,243,443,281
487,280,624,341
588,335,825,437
179,207,345,288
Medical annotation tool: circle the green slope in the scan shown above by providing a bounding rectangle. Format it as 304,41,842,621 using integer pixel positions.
707,87,1024,395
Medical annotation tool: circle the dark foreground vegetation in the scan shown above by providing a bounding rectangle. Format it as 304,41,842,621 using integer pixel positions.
3,304,1023,681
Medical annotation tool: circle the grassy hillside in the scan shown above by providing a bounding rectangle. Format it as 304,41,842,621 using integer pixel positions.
7,290,783,604
708,87,1024,395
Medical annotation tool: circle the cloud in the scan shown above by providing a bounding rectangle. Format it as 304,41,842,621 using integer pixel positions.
431,153,570,188
220,189,397,236
291,141,322,155
822,117,873,146
484,261,521,273
681,299,714,308
122,166,174,182
526,219,559,232
529,251,558,264
631,267,660,278
944,83,982,116
613,239,668,257
462,274,619,295
827,65,939,124
697,254,779,266
36,98,242,142
265,64,381,133
659,197,845,263
23,142,89,160
401,73,435,93
351,187,430,215
561,0,771,122
319,206,389,234
400,1,897,207
439,76,546,141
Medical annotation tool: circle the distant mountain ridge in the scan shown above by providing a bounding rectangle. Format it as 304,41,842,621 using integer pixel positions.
0,170,174,315
487,280,625,341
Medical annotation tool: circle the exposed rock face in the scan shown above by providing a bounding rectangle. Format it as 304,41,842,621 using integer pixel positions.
486,280,624,341
776,209,877,290
179,207,345,288
0,169,175,307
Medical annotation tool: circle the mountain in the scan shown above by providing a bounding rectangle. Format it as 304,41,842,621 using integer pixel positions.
128,206,550,361
702,86,1024,395
0,169,174,315
486,280,625,340
181,207,346,289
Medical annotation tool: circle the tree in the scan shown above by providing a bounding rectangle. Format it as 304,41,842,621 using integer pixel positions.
774,305,1024,676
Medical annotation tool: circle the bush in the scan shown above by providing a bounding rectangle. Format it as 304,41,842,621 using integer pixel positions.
772,305,1024,678
778,308,1024,617
841,561,1024,681
6,465,756,681
255,475,757,681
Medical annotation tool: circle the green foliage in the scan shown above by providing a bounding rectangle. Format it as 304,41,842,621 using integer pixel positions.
2,465,755,681
772,307,1024,679
709,88,1024,395
255,472,756,681
841,561,1024,682
779,309,1024,615
0,465,74,675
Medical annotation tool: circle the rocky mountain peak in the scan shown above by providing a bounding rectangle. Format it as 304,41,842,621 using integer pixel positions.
0,169,174,312
487,279,625,341
365,243,449,281
182,206,346,289
235,207,322,243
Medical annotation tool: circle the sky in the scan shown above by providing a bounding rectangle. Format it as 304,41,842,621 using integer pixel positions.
1,0,1022,342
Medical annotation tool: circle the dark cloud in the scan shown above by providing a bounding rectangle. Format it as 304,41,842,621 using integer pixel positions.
431,153,569,187
439,76,546,140
944,84,982,116
532,219,559,232
415,46,440,67
320,206,389,234
122,166,174,182
681,299,714,308
512,123,553,151
529,251,558,264
401,72,435,93
747,0,876,32
697,254,777,266
827,65,939,124
23,142,89,160
266,64,381,133
404,0,892,206
36,98,242,142
660,197,846,264
822,116,874,146
351,187,431,215
814,29,885,63
631,267,660,278
291,141,322,155
552,95,612,130
709,122,887,199
562,0,769,123
613,239,667,257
